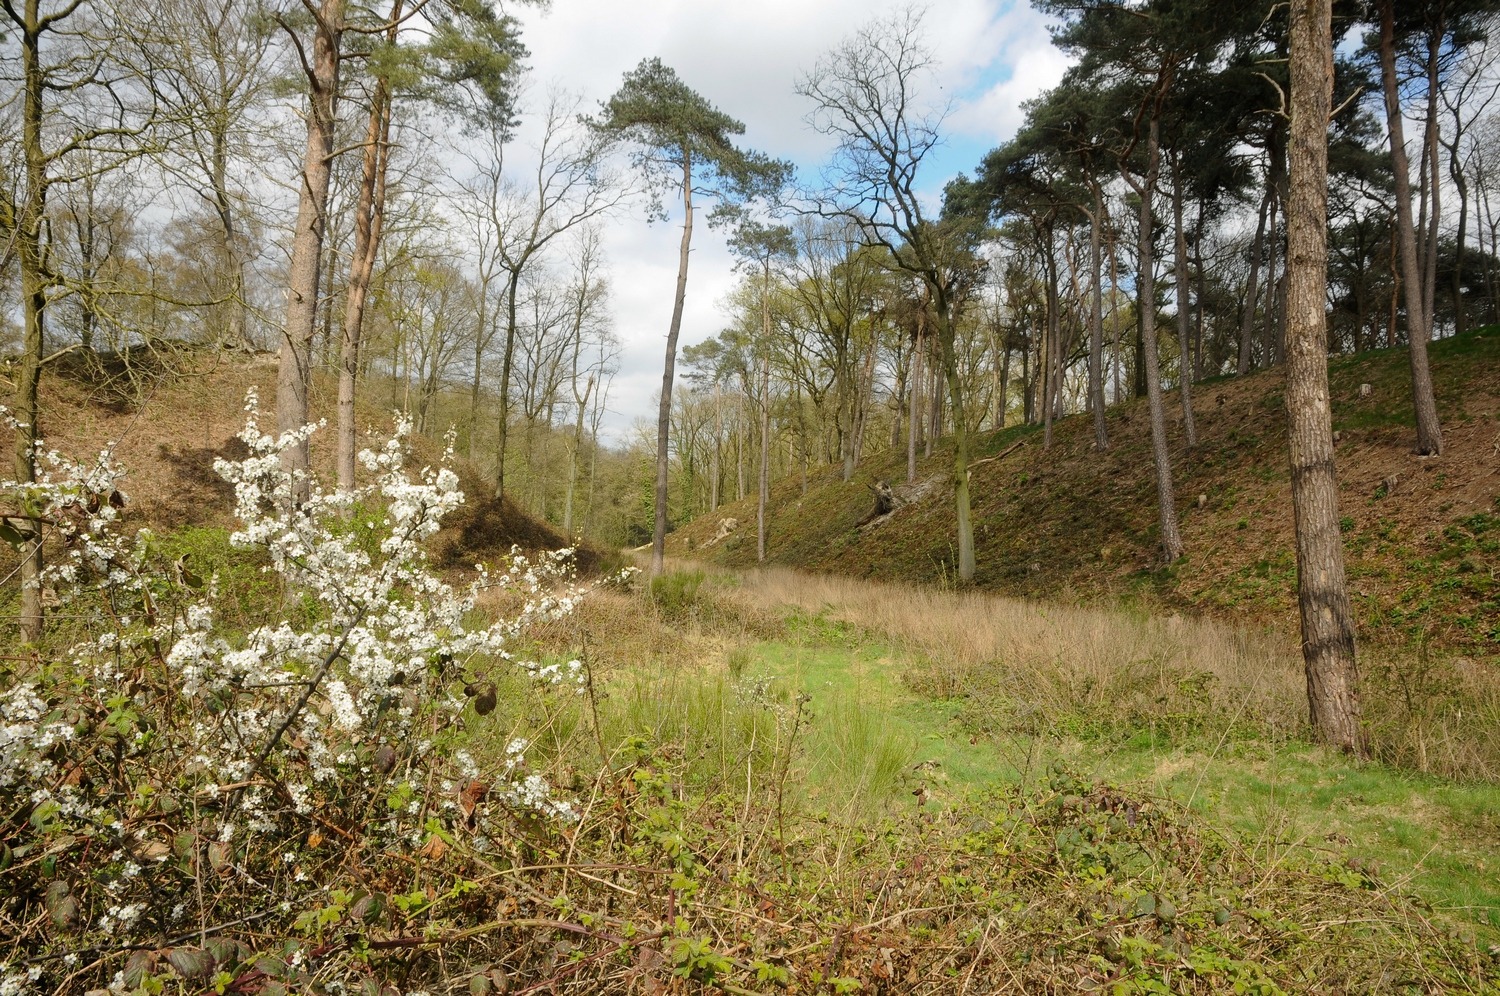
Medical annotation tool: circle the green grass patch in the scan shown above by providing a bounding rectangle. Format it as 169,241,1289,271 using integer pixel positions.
737,604,1500,944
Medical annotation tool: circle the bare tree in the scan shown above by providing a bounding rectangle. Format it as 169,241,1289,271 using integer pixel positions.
460,87,624,499
561,229,617,536
799,6,981,581
135,0,281,351
728,220,796,561
1,0,152,642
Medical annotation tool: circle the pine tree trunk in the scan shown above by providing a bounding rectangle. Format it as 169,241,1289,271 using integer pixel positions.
1421,25,1442,339
652,153,694,578
1262,178,1281,368
1236,183,1272,378
1172,161,1198,450
1043,237,1058,450
338,35,396,491
279,0,344,495
1089,185,1108,450
1286,0,1366,754
1450,135,1470,337
1378,0,1444,455
1125,116,1185,562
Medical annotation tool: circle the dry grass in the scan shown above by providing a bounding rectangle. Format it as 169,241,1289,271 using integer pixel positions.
712,565,1307,737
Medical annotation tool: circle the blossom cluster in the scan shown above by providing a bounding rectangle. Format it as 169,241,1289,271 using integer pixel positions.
0,396,597,993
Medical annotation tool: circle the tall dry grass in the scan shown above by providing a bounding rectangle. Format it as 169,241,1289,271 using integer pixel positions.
548,559,1497,780
715,565,1308,739
703,565,1500,779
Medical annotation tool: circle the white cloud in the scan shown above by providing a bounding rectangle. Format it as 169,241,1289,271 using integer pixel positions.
945,5,1072,147
497,0,1067,445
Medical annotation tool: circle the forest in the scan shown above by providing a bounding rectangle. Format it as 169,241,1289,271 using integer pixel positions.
3,0,1499,993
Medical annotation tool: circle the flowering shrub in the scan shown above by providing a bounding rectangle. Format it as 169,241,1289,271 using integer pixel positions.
0,395,594,994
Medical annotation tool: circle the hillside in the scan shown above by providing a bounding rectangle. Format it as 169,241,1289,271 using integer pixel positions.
668,328,1500,665
0,348,599,586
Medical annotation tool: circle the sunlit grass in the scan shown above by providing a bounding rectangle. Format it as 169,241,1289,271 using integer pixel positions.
494,564,1500,944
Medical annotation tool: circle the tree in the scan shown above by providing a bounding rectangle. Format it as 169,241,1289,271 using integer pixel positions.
728,219,796,562
800,6,983,582
999,83,1113,450
274,0,344,492
474,89,623,501
134,0,281,351
2,0,151,642
1286,0,1366,753
1367,0,1499,454
593,57,789,578
336,0,528,490
1436,32,1500,336
561,229,617,537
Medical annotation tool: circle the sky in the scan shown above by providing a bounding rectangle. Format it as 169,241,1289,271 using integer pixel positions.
506,0,1071,445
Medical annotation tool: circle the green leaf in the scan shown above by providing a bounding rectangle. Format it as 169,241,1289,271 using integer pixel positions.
166,946,216,979
45,880,77,928
0,517,27,547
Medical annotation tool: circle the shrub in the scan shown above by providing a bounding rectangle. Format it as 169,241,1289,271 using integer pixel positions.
649,569,705,619
0,395,598,994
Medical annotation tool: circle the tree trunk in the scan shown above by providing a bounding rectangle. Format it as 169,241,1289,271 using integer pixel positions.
1125,116,1185,562
1192,205,1209,378
651,152,694,577
278,0,344,494
908,316,922,482
338,17,397,491
1110,237,1123,402
1262,173,1282,367
934,285,975,582
850,336,876,471
12,0,48,643
563,373,593,536
711,382,722,509
1042,234,1059,450
1171,158,1198,449
1286,0,1366,754
1449,131,1470,337
1021,322,1034,422
1088,185,1108,450
209,108,249,349
998,337,1012,430
925,351,939,458
1420,22,1442,339
758,307,771,561
1378,0,1444,455
494,271,522,498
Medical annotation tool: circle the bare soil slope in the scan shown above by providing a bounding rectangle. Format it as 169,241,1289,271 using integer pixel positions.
1,348,598,581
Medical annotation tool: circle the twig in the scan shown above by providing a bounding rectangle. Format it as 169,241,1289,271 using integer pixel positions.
967,439,1025,472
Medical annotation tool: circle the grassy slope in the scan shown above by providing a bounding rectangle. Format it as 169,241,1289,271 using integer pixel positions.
670,328,1500,664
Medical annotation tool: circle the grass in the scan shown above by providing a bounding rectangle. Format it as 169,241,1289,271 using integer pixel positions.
556,563,1500,951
